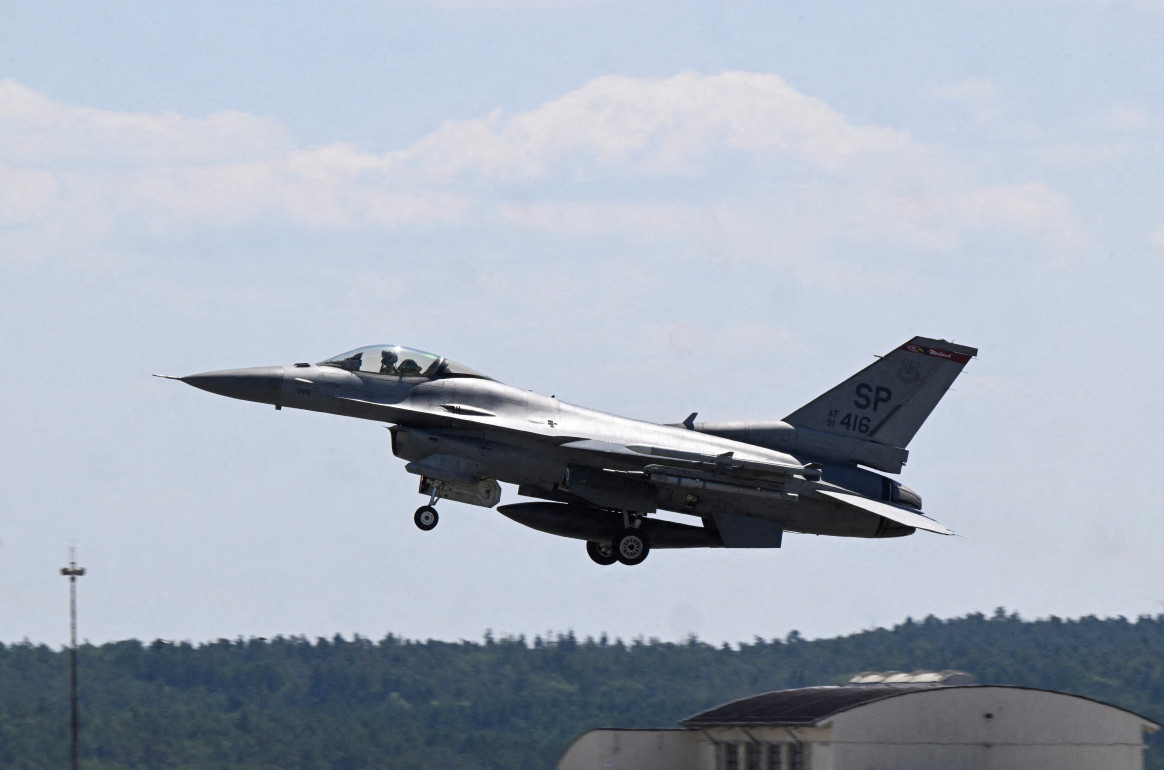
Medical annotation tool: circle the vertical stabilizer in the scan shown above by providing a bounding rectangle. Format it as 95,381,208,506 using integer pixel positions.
783,337,977,449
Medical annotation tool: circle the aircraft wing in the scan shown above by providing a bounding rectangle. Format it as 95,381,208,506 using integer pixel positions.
813,488,954,535
343,398,953,534
330,395,579,442
331,395,483,430
328,397,600,453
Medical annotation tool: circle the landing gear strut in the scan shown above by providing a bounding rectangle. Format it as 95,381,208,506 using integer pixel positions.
586,540,617,566
414,488,439,531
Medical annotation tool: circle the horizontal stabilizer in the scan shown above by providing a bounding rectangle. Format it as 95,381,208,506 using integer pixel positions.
815,488,954,535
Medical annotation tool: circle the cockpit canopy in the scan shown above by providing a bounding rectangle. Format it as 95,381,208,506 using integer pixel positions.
317,345,490,380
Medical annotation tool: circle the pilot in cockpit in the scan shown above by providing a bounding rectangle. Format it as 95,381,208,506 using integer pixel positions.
380,349,399,375
397,358,423,375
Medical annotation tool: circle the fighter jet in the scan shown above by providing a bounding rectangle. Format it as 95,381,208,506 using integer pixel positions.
158,336,976,566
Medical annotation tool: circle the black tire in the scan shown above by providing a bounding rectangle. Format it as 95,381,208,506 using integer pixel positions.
614,528,650,566
414,506,439,531
586,540,617,566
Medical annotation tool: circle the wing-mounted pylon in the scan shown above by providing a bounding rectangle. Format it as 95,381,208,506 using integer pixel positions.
557,440,822,510
624,444,822,481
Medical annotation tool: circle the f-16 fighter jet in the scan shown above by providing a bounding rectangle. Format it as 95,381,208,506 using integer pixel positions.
158,336,976,566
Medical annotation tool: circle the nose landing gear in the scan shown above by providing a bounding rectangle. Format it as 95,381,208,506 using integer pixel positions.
414,488,440,531
414,506,439,531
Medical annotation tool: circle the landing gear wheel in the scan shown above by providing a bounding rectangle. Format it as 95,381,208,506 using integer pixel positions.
586,540,617,566
414,506,439,531
614,528,650,566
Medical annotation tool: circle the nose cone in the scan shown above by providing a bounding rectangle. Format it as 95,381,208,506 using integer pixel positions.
181,366,284,405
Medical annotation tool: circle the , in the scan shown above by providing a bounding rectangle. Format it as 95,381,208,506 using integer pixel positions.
157,336,976,566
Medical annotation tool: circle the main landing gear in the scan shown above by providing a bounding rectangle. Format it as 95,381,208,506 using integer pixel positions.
414,489,439,531
587,529,651,566
586,541,616,566
587,512,652,566
613,528,650,566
